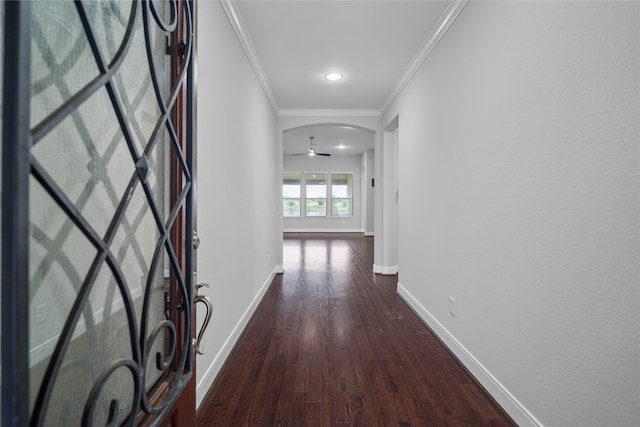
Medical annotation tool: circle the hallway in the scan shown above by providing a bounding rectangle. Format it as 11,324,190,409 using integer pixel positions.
197,233,514,426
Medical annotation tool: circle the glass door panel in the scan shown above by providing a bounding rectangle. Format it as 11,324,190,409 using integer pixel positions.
19,1,195,425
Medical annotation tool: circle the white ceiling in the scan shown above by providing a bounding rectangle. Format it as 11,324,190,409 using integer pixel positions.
283,124,375,156
226,0,457,155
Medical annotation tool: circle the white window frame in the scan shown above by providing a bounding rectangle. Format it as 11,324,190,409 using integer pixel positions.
282,171,355,218
282,172,302,217
330,172,354,217
304,172,328,217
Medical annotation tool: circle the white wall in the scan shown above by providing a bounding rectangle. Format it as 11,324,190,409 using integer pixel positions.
363,149,375,236
384,2,639,426
376,126,398,274
195,1,281,407
283,154,363,232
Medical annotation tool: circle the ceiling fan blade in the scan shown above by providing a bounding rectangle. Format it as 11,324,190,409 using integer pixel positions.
290,139,332,156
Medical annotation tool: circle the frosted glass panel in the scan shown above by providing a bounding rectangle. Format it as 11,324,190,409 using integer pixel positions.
28,1,173,424
32,87,134,238
31,0,98,127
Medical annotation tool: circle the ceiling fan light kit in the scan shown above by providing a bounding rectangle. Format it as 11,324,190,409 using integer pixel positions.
292,136,331,157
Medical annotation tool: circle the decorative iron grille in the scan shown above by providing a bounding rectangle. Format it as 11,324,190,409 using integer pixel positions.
2,1,196,425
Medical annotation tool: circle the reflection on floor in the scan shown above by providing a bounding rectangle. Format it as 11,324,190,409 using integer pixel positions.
197,232,515,426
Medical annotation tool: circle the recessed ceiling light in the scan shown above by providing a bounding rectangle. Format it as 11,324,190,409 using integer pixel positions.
324,72,343,81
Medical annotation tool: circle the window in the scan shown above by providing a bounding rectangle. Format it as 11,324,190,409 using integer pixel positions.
282,172,301,216
305,173,327,216
283,171,354,218
331,173,353,216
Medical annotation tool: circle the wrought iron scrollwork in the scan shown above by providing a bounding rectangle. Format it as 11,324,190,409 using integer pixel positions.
82,359,143,427
2,0,197,425
141,320,177,415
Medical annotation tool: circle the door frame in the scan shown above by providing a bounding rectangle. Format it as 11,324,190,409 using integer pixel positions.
163,0,198,424
1,1,32,424
1,1,197,425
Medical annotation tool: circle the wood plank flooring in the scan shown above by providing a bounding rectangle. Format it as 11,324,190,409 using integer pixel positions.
197,233,515,426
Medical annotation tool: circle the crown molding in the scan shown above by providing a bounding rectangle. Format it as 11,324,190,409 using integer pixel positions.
381,0,469,115
278,109,382,118
221,0,467,118
220,0,279,113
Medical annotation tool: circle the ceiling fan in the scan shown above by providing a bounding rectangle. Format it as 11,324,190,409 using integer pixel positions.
292,136,331,157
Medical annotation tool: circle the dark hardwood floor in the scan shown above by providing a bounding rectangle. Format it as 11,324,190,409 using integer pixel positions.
197,233,515,426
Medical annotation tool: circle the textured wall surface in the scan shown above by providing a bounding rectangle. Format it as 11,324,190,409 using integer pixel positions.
195,0,281,407
384,2,639,425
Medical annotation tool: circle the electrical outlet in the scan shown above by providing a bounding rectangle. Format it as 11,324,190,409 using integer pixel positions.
36,303,47,324
448,297,456,317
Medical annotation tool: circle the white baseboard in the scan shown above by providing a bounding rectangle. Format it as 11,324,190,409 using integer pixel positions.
364,231,374,237
283,228,364,233
396,283,542,427
373,264,398,275
195,266,278,408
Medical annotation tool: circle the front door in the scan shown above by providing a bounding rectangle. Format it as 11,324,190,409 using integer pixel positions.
1,1,197,425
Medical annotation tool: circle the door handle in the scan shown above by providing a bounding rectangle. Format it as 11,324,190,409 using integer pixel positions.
193,282,213,355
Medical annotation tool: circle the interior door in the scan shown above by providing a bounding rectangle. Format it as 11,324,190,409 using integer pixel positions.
1,1,197,425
